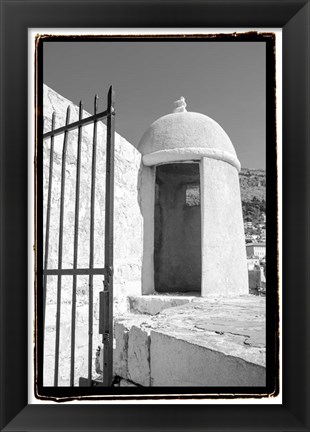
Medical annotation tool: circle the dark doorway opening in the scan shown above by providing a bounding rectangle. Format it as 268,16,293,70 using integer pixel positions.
154,163,201,293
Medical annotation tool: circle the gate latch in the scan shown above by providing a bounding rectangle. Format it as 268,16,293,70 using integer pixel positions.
99,290,109,335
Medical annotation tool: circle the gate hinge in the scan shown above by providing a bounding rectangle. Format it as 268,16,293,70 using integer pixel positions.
104,266,113,278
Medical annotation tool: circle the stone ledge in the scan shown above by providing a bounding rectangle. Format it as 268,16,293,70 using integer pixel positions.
127,326,151,386
128,294,195,315
113,295,266,386
150,330,265,386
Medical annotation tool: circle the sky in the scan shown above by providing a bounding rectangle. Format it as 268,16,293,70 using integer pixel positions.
43,40,266,169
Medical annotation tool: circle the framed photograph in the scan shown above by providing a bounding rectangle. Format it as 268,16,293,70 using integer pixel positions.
34,30,277,401
1,0,309,431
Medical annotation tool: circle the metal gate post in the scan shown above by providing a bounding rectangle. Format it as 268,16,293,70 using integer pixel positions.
103,86,115,386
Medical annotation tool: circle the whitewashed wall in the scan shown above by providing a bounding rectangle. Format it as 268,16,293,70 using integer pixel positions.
43,85,143,386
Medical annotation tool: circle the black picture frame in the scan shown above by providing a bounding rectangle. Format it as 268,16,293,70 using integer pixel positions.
0,0,309,431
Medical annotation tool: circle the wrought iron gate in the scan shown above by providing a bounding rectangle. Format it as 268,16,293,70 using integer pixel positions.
42,87,115,387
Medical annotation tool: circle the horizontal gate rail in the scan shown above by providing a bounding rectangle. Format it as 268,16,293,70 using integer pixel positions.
43,109,110,139
43,268,106,276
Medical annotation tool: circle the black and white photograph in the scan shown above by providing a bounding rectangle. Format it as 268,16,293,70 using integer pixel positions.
2,0,310,430
36,32,278,399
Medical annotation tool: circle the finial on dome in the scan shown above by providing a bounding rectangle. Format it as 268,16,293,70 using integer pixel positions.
173,96,187,113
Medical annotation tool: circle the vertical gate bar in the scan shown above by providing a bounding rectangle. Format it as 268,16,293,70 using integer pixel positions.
70,101,83,387
88,95,98,385
103,86,115,386
54,106,71,387
43,112,55,336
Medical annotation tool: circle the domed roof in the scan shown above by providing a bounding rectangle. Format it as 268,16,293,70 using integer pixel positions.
138,98,240,171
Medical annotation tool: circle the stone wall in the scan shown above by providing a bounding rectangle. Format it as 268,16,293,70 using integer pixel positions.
43,85,143,386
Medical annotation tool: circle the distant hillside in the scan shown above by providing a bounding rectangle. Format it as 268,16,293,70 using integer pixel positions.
239,168,266,224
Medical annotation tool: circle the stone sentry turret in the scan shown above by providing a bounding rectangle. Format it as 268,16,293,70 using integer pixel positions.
138,97,248,296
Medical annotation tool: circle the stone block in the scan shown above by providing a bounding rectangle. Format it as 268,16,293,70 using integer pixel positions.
113,321,129,379
128,295,192,315
150,330,266,387
128,325,151,386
